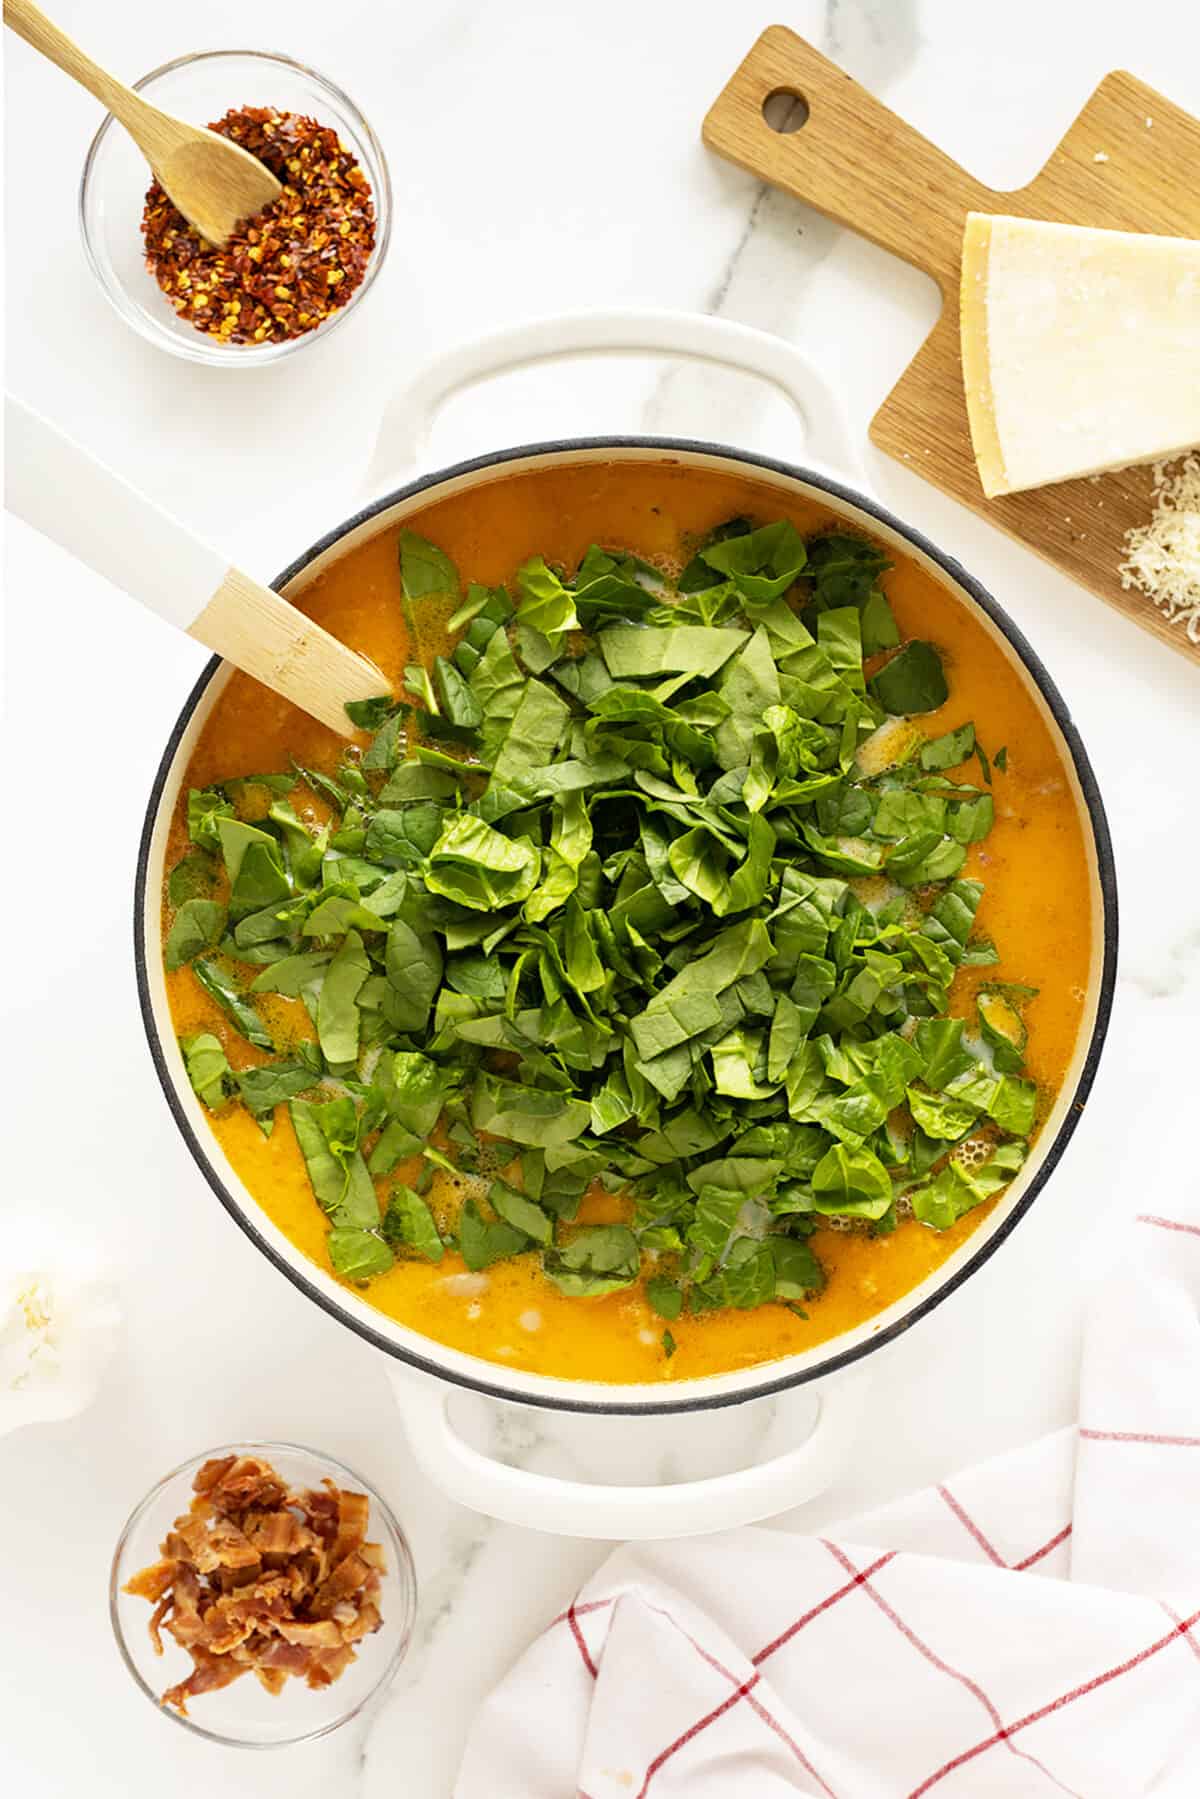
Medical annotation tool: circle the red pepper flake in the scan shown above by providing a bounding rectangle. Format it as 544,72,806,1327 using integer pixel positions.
141,106,376,347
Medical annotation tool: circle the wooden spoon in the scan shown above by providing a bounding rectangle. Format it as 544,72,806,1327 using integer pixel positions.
4,0,282,246
6,398,389,738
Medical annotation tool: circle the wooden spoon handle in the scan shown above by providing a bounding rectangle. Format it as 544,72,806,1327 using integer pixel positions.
3,0,136,118
2,0,197,177
5,398,387,737
703,25,997,291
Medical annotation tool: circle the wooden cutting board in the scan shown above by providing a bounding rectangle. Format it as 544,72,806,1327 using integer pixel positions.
703,27,1200,667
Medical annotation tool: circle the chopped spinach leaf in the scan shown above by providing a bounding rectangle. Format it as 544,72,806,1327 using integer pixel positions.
170,512,1042,1310
458,1197,531,1270
179,1032,232,1109
187,787,234,852
869,642,948,716
382,1185,444,1261
543,1225,640,1297
168,849,219,905
165,898,226,970
400,531,459,604
488,1180,553,1246
289,1097,379,1228
328,1227,394,1281
235,1059,313,1125
646,1275,684,1320
920,723,975,771
344,695,395,730
193,957,273,1050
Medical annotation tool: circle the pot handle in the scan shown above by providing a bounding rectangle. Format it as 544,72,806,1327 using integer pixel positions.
387,1367,869,1540
364,308,863,496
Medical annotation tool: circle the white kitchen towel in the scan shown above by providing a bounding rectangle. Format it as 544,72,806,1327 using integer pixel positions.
455,1200,1200,1798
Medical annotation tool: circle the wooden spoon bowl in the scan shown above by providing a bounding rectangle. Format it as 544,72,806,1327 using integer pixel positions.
5,0,281,244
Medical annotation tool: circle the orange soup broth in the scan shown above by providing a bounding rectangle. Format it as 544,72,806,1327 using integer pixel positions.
164,461,1091,1384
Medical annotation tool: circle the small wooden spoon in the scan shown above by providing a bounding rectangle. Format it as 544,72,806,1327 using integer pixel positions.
4,0,282,246
6,398,389,738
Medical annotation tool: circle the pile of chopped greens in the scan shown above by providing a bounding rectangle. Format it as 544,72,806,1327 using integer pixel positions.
169,516,1038,1329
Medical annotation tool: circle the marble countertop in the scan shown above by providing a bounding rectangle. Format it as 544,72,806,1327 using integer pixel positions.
4,0,1199,1793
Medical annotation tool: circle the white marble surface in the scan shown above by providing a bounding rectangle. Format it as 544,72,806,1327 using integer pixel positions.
4,0,1200,1793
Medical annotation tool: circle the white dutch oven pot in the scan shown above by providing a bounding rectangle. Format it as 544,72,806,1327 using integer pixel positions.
135,312,1118,1539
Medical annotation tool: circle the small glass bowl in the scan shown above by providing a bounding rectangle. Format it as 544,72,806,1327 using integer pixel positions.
110,1442,416,1748
79,49,392,366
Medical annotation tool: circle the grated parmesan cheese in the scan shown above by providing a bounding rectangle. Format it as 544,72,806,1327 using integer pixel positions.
1120,455,1200,644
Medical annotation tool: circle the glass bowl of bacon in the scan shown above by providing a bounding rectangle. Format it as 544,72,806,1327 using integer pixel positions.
110,1443,416,1747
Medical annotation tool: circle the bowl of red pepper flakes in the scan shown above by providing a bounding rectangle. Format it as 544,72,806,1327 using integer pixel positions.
80,50,392,365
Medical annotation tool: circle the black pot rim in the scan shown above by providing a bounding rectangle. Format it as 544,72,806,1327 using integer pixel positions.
134,435,1119,1417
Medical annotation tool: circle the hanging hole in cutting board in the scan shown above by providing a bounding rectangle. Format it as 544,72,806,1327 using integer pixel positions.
762,88,809,133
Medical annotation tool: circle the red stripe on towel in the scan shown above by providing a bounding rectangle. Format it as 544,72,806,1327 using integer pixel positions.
907,1608,1200,1798
937,1485,1006,1565
634,1673,761,1798
640,1600,838,1797
551,1597,613,1629
1137,1213,1200,1239
824,1542,1078,1799
752,1550,896,1665
1013,1524,1073,1571
1162,1603,1200,1665
566,1601,598,1679
1080,1428,1200,1446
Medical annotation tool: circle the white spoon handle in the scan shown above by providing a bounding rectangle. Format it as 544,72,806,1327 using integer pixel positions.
5,397,386,735
7,395,230,628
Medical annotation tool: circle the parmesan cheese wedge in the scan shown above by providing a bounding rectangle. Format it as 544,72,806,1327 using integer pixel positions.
960,214,1200,497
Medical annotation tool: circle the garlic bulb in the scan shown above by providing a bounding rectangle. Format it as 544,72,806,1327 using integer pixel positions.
0,1267,121,1437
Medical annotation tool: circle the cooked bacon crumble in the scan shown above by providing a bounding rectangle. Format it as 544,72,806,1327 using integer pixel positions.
123,1453,385,1711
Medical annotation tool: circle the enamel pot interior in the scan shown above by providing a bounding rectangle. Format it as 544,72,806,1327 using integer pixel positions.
135,439,1118,1417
